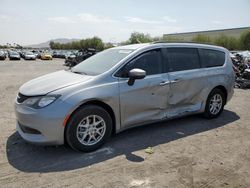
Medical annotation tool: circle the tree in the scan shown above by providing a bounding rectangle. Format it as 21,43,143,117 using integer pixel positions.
128,32,153,44
239,30,250,50
49,37,105,50
192,34,212,44
49,41,55,49
161,35,184,42
226,37,240,50
214,34,239,50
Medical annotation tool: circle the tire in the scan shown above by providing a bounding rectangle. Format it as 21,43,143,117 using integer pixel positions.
65,105,113,152
203,88,226,119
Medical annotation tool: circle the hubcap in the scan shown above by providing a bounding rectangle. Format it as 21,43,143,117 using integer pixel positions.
76,115,106,146
209,94,222,115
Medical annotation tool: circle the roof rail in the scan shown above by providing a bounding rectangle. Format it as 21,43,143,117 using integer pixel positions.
152,41,212,45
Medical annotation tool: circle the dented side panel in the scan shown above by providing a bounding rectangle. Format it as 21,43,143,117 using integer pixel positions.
118,74,170,129
167,59,234,117
167,68,207,117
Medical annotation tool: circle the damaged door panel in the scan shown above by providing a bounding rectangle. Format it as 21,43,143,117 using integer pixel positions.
118,49,170,128
119,74,170,128
168,70,206,117
162,47,205,117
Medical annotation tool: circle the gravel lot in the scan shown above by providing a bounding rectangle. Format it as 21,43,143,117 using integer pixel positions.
0,59,250,188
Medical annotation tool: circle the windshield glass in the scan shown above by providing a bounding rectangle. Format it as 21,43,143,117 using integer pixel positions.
10,51,18,55
71,48,134,75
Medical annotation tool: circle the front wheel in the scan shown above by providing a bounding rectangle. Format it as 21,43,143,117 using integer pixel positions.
65,105,113,152
204,89,226,118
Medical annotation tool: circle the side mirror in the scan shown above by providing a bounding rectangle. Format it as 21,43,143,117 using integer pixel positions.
128,68,146,86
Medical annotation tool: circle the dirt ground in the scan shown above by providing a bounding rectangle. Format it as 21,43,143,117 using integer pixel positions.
0,59,250,188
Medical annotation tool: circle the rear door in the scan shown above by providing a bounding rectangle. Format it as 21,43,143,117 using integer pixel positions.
162,47,206,117
117,49,171,128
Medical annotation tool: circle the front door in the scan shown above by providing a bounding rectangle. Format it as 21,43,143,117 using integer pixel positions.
117,49,170,129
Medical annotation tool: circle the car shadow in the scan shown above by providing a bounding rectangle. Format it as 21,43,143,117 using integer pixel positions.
6,110,239,173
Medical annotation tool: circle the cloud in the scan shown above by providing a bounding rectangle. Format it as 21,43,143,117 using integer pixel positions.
163,16,177,23
124,17,163,24
47,14,178,26
47,14,117,24
48,17,76,23
0,15,12,22
78,13,117,23
212,20,222,24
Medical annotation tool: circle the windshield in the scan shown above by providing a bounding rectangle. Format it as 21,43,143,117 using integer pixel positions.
71,48,134,75
10,51,18,55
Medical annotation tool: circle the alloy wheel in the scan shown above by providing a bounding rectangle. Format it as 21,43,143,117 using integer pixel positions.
76,115,106,146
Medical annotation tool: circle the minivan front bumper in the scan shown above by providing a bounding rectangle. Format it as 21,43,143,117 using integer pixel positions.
15,99,72,145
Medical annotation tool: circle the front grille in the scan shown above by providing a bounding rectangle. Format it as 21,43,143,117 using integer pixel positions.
17,93,29,103
19,123,41,134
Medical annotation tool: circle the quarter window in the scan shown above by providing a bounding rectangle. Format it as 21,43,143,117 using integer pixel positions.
163,48,200,72
199,49,225,67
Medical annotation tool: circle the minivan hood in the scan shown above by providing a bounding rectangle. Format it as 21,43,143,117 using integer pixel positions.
19,70,93,96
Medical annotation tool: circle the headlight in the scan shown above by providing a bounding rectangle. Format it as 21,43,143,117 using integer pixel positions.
38,96,58,108
22,95,60,108
23,97,40,106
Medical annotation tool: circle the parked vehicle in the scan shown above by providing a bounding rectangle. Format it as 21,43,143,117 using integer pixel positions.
0,50,6,60
20,51,26,58
232,54,250,88
15,43,234,152
9,51,20,60
31,50,41,59
41,52,53,60
3,50,8,57
24,52,36,60
52,51,68,59
64,48,96,67
52,51,62,58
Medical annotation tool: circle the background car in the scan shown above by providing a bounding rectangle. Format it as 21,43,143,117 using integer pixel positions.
20,51,26,59
52,51,61,58
23,51,36,60
8,51,20,60
30,50,41,59
0,50,7,60
64,48,97,67
41,52,53,60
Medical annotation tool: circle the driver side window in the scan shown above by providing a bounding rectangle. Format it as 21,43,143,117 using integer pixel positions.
118,49,162,78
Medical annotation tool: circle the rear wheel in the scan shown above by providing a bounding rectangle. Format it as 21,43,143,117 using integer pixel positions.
65,105,112,152
204,88,226,118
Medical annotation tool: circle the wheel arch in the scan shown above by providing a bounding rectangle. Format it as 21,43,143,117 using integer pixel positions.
212,85,228,105
64,99,117,144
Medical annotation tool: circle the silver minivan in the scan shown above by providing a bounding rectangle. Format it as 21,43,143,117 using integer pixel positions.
15,43,234,151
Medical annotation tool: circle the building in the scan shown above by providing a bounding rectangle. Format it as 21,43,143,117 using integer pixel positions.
163,27,250,41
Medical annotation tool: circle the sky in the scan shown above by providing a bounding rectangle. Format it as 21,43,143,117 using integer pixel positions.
0,0,250,45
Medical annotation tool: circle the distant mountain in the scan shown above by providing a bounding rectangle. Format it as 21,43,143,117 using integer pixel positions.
25,38,80,48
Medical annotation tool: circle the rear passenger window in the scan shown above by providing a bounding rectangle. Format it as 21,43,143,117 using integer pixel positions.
199,49,225,68
164,48,200,72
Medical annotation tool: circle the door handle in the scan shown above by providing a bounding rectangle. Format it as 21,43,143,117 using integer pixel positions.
159,81,170,86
